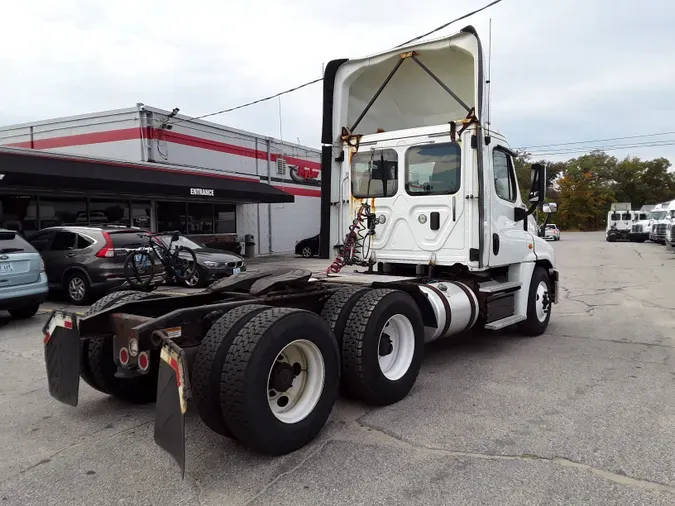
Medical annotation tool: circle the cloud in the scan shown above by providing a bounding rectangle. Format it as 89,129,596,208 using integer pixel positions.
1,0,674,162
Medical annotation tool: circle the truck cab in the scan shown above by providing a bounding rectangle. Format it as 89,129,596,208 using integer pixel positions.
648,202,671,243
320,25,558,336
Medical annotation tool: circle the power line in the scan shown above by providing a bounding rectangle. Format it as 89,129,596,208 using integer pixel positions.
517,130,675,151
529,140,675,157
170,0,504,127
170,78,324,126
396,0,503,47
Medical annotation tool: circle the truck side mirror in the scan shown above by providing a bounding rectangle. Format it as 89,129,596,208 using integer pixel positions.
529,163,546,204
542,202,558,213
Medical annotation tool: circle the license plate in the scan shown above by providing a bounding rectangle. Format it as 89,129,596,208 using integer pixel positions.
0,262,13,273
232,267,241,275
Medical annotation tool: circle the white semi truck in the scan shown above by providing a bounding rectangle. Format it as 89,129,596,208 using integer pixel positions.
646,202,670,243
40,25,559,476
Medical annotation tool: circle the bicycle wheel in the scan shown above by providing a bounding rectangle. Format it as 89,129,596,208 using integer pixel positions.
170,246,198,282
124,250,155,289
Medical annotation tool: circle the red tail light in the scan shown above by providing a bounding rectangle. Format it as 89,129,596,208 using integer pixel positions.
96,231,115,258
119,347,130,366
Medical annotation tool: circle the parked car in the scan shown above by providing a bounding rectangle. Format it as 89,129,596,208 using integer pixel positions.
543,224,561,241
26,226,165,305
0,229,48,318
157,233,246,288
295,234,319,258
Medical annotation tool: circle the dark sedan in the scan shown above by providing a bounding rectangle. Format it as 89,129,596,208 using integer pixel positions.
295,234,319,258
157,234,246,288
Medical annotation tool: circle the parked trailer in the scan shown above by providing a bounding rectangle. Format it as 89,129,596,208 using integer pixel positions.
41,25,560,476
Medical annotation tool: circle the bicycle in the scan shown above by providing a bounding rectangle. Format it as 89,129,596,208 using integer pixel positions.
123,231,198,289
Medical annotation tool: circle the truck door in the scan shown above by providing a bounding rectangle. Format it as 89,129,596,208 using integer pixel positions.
488,145,532,267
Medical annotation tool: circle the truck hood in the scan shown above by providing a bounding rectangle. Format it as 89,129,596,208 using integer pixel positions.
331,26,485,138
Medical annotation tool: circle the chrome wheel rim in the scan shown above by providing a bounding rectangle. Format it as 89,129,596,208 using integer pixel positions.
377,314,415,381
535,281,550,322
68,277,86,301
185,269,200,287
267,339,325,424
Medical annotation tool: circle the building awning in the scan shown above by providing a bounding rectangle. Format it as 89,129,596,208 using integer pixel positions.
0,147,294,204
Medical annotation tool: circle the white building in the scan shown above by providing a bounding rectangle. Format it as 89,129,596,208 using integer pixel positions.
0,104,322,256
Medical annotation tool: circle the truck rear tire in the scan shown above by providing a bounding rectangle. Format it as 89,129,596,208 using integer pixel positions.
80,290,148,394
192,304,271,437
220,307,339,455
518,267,552,337
320,286,372,397
341,289,425,406
82,291,159,402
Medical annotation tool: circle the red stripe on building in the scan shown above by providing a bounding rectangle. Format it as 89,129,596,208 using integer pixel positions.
8,128,141,150
272,185,321,198
7,127,322,170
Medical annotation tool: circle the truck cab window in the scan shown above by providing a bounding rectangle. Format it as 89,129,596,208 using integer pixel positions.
493,149,517,202
610,213,621,221
351,149,398,198
405,142,461,196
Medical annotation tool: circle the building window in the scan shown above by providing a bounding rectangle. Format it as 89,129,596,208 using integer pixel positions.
157,201,187,234
215,204,236,234
0,195,39,237
89,198,130,227
131,201,152,230
38,196,87,229
188,203,214,234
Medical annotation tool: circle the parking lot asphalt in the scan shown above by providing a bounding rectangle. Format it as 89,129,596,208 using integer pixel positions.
1,233,674,505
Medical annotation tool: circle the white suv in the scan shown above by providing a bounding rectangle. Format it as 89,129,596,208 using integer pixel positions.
544,224,561,241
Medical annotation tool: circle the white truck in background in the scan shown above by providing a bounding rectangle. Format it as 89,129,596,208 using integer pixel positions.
648,202,672,243
606,203,634,242
629,205,655,242
662,201,675,251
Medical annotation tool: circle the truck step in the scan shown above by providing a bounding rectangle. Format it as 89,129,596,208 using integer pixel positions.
478,280,522,294
484,314,527,330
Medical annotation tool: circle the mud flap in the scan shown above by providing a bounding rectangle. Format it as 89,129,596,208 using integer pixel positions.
42,311,81,407
153,336,191,478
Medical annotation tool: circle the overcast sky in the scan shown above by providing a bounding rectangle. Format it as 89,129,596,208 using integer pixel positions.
2,0,674,163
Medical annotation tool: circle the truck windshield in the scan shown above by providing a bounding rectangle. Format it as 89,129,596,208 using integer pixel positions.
610,213,620,221
651,211,667,220
351,149,398,198
405,142,461,196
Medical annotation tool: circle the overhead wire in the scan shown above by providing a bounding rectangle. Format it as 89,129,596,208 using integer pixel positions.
516,130,675,151
527,140,675,157
169,0,505,127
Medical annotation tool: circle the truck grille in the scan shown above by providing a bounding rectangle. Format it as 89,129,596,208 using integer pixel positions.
655,224,667,234
631,224,643,233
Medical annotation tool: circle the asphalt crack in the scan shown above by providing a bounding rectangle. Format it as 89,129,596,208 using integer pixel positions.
241,441,330,506
339,421,675,495
555,333,675,349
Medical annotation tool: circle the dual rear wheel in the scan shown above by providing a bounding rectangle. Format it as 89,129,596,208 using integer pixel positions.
191,287,426,455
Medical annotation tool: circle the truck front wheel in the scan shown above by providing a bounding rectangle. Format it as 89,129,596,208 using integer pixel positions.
220,307,339,455
518,267,553,337
341,289,425,406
